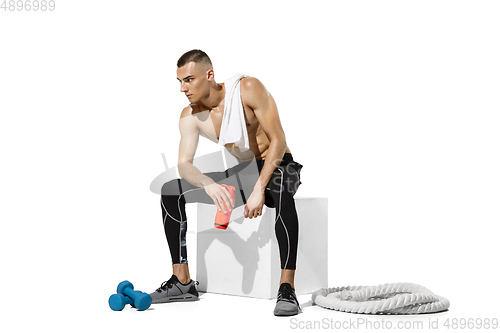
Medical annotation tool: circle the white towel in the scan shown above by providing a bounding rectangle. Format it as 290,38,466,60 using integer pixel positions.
218,73,250,152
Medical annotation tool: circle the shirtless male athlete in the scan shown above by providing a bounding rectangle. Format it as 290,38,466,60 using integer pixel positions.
149,49,303,316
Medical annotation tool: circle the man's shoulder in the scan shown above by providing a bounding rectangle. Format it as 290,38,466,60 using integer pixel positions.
180,104,203,119
240,76,265,91
179,105,201,133
179,105,198,127
180,104,193,118
240,76,269,109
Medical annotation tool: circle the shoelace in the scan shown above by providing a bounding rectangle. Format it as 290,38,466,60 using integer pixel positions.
277,285,301,310
155,277,176,293
155,277,199,293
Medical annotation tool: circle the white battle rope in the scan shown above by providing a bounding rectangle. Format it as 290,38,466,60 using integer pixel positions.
311,282,450,314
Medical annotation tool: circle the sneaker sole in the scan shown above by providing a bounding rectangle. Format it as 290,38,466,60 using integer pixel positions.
151,294,199,304
274,308,300,316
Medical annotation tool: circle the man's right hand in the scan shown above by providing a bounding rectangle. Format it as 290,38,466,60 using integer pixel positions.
204,183,235,214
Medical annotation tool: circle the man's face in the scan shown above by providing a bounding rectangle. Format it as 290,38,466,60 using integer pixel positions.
176,62,208,103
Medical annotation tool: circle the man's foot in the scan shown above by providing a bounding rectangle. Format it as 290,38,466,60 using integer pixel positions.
149,275,199,304
273,283,301,316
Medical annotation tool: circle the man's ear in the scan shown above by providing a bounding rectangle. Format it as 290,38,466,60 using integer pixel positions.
206,68,215,81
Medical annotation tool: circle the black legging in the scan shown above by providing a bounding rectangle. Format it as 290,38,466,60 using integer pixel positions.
160,153,303,270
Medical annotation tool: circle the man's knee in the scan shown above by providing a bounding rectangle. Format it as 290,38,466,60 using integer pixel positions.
161,179,181,196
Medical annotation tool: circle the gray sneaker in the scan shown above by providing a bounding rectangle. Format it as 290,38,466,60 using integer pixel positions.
149,275,199,304
274,283,301,316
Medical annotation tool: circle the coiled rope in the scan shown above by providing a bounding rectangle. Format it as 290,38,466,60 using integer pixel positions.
311,282,450,314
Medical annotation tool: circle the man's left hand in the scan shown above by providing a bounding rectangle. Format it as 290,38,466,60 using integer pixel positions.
244,189,265,219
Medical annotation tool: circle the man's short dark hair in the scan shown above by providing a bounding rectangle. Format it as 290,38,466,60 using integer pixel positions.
177,49,213,71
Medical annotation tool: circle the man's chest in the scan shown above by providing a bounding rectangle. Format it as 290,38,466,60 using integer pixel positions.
196,100,259,142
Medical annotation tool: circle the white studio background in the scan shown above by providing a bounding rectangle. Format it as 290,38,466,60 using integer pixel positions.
1,0,499,332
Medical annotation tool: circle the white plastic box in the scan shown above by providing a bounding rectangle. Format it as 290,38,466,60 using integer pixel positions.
186,197,328,299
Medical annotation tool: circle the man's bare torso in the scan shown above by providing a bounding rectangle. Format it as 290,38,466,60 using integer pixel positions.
185,78,291,163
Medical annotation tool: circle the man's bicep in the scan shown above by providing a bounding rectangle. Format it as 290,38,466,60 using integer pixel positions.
178,115,200,165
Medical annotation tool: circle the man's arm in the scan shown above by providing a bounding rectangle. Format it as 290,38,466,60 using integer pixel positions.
177,107,214,187
241,77,288,192
177,107,234,212
241,77,288,218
